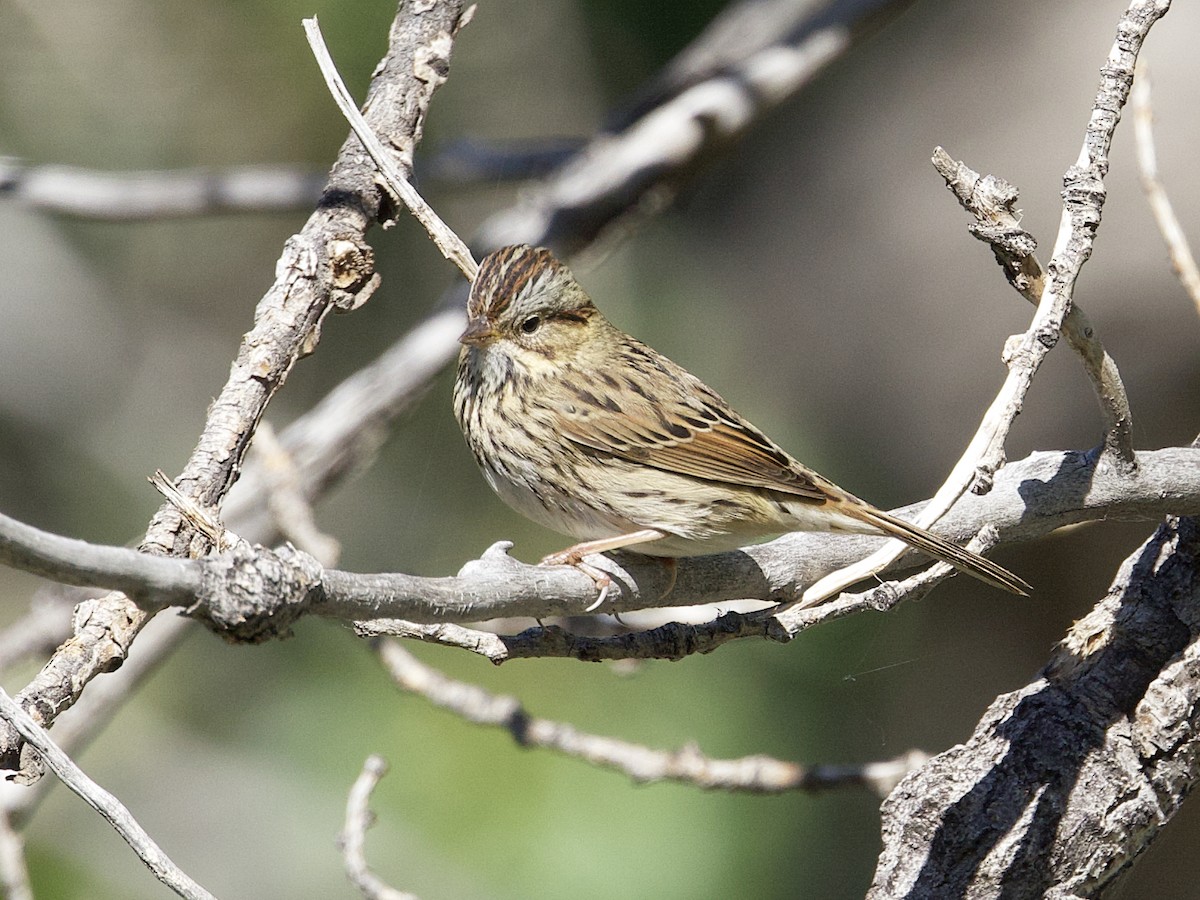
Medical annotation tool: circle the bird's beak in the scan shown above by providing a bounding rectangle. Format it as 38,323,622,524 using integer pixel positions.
459,318,499,347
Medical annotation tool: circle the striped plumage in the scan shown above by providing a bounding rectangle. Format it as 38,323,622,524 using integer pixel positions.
453,244,1030,600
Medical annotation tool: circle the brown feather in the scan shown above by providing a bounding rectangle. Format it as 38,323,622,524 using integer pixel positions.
551,335,829,503
842,505,1031,595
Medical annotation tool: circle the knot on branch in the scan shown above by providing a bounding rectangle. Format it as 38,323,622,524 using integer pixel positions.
328,236,379,312
968,223,1037,258
193,543,323,644
1061,164,1107,229
456,541,523,579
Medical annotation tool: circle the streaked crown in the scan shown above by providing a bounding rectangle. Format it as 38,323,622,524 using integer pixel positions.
467,245,593,327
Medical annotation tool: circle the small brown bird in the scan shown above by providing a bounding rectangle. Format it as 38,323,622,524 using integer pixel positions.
453,244,1030,605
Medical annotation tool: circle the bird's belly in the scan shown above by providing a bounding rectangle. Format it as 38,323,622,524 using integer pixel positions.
481,454,845,557
481,461,637,542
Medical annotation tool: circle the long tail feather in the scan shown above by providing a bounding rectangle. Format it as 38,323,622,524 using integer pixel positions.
846,505,1031,596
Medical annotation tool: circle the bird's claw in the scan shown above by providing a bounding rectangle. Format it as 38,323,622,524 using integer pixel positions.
539,551,614,612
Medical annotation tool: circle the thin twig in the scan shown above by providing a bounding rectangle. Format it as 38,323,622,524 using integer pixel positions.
148,470,234,552
0,0,470,780
303,17,478,283
377,640,923,796
0,158,323,220
339,756,418,900
931,148,1137,468
793,0,1164,607
0,688,217,900
1132,61,1200,315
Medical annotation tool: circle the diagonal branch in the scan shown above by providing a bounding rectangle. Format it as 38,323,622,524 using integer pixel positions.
376,639,925,795
792,0,1165,607
1132,61,1200,316
0,0,471,781
0,689,216,900
932,147,1137,469
871,511,1200,896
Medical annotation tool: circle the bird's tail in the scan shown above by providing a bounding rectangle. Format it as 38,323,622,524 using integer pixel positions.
845,505,1031,596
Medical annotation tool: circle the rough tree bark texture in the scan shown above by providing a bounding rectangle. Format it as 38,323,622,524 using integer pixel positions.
871,512,1200,897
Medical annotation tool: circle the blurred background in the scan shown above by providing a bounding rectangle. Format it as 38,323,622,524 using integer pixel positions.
1,0,1198,897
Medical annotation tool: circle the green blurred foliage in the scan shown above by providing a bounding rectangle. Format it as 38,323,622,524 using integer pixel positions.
1,0,1199,898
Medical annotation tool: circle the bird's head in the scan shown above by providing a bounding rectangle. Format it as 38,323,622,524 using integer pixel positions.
460,245,602,362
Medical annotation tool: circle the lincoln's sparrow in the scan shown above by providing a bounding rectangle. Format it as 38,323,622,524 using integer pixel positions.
453,244,1030,604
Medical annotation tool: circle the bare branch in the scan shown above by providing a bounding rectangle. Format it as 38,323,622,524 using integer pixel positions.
303,16,478,282
932,148,1137,468
0,0,472,780
357,528,986,662
0,158,323,220
230,444,1200,641
0,688,216,900
871,510,1200,896
339,756,418,900
1,447,1198,651
0,511,199,608
0,614,194,829
794,0,1165,606
477,0,917,256
378,640,924,796
1132,61,1200,315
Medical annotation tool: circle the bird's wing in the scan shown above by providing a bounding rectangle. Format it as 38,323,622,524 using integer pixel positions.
547,339,830,503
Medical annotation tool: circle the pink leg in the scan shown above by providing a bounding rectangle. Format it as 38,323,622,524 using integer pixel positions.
541,529,667,611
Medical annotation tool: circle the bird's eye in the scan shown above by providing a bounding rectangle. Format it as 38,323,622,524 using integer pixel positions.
519,315,541,334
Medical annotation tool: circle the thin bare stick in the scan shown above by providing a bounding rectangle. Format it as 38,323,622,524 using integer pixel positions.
250,422,341,566
339,756,418,900
0,0,470,780
304,17,478,282
377,640,923,796
0,613,194,828
148,470,234,552
0,159,324,220
792,0,1167,608
1132,61,1200,315
0,688,216,900
932,148,1136,469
